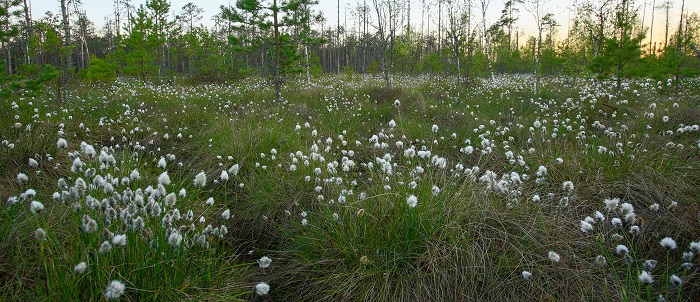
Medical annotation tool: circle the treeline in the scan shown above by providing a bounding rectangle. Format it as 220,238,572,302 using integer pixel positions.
1,0,699,97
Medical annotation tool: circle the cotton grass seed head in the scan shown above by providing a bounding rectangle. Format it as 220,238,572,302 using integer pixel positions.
406,195,418,208
168,230,183,248
615,245,629,255
111,234,127,247
29,201,44,214
34,228,47,241
611,218,622,227
522,270,532,280
660,237,677,249
255,282,270,296
16,173,28,184
104,280,126,300
56,138,68,149
99,241,112,254
74,262,87,274
258,256,272,268
580,220,594,233
604,198,619,211
643,259,658,271
562,181,574,192
638,271,654,284
157,172,170,186
194,171,207,187
595,255,606,268
548,251,561,262
670,275,682,287
689,241,700,254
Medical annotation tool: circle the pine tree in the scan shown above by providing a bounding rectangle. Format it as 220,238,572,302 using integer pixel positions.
222,0,319,100
588,0,645,90
121,5,158,83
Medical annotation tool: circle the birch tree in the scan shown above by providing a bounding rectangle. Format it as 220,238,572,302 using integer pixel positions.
478,0,495,80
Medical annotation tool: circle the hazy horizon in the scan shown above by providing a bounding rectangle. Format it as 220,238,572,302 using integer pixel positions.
27,0,700,46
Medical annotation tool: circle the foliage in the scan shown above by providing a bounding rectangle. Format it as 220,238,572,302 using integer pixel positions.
84,55,117,82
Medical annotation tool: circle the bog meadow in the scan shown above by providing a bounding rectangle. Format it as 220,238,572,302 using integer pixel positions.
1,0,700,301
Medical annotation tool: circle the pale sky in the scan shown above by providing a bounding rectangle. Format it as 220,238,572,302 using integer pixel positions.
28,0,699,44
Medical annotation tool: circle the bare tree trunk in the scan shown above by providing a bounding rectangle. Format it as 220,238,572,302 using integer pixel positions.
649,0,655,54
438,0,441,53
23,0,31,65
305,46,311,84
4,41,10,75
60,0,72,102
273,0,282,100
480,0,494,81
663,0,669,49
675,0,684,85
534,29,541,93
372,0,391,87
456,51,461,84
2,0,11,74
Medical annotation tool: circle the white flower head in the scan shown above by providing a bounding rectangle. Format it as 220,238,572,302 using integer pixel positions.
611,218,622,227
548,251,561,262
74,262,87,274
29,201,44,214
158,157,167,169
104,280,126,300
406,195,418,208
194,171,207,187
99,241,112,254
522,270,532,280
168,230,183,248
228,164,240,176
638,271,654,284
690,241,700,253
604,198,619,211
81,215,98,233
255,282,270,296
34,228,47,241
16,173,28,184
580,220,594,233
157,172,171,186
222,209,231,220
562,181,574,192
595,255,607,268
130,169,140,181
258,256,272,268
643,259,658,271
660,237,677,249
111,234,127,247
431,185,440,196
57,138,68,149
615,245,629,255
670,274,682,287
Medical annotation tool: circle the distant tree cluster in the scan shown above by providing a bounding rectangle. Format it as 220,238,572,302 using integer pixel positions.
0,0,698,98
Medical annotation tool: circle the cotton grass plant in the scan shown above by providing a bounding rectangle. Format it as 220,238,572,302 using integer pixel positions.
1,75,699,301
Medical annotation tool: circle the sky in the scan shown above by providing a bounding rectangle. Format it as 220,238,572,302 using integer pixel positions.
28,0,700,44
